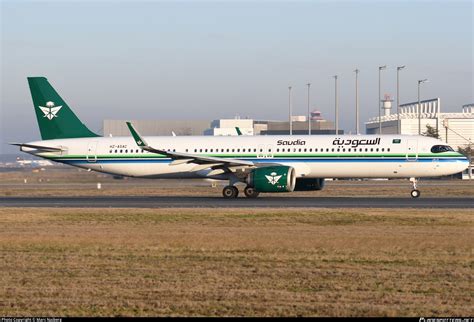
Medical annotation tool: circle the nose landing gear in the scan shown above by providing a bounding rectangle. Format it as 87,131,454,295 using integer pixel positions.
409,178,420,198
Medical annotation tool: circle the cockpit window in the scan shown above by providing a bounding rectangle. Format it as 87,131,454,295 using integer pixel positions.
431,145,454,153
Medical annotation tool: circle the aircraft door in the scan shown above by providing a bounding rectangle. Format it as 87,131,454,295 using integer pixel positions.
86,141,98,163
406,139,418,161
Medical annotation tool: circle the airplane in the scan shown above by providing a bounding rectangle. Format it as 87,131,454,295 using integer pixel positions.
12,77,469,199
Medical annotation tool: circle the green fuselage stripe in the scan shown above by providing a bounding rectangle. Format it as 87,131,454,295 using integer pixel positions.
46,152,462,160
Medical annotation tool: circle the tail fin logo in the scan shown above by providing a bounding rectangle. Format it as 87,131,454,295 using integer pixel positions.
39,101,62,120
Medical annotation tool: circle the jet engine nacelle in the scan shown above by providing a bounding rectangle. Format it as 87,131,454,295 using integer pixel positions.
294,178,325,191
246,166,296,192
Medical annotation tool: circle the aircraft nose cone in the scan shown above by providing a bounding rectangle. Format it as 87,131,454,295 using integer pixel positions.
455,156,470,174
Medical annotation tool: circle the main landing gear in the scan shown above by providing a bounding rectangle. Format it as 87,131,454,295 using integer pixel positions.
222,185,260,199
222,185,239,199
409,177,420,198
244,186,260,198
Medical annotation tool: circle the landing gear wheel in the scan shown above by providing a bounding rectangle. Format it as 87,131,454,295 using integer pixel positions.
409,178,421,198
244,186,260,198
411,189,420,198
222,185,239,199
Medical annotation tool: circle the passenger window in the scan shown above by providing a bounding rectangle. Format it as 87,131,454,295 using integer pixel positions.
114,149,117,153
381,148,384,152
387,148,390,152
120,150,123,153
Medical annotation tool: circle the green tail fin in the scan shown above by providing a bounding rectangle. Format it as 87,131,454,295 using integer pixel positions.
27,77,99,140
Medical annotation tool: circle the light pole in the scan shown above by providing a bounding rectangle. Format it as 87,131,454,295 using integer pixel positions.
417,79,428,135
397,66,406,134
378,65,386,134
288,86,292,135
307,83,311,135
354,69,359,134
333,75,338,135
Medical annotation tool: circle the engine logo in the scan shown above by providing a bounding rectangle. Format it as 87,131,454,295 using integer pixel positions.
265,172,282,185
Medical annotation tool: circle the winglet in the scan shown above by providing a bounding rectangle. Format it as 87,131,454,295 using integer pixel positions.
126,122,147,147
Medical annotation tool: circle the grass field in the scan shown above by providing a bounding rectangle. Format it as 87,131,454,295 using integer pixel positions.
0,207,472,316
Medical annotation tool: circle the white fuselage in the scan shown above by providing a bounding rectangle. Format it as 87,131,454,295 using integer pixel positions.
22,134,468,180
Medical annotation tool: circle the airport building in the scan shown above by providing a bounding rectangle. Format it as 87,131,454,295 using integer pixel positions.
365,98,474,151
204,118,254,136
104,110,339,137
103,120,210,137
261,111,342,135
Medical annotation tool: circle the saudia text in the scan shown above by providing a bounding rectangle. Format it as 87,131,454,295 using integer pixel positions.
332,138,381,148
276,139,306,146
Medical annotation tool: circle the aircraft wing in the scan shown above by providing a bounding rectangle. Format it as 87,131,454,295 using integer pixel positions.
10,142,65,152
126,122,254,168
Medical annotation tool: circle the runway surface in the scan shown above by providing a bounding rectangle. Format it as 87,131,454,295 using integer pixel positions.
1,196,473,208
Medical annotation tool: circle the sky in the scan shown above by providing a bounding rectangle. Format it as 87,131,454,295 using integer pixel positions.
1,0,473,154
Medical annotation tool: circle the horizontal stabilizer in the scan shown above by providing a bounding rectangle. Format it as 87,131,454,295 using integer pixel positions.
10,142,65,152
